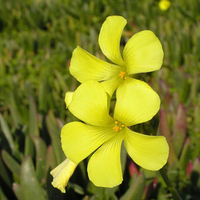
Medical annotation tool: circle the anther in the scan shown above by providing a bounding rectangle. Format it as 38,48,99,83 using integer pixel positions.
119,71,126,79
113,125,119,132
113,120,125,132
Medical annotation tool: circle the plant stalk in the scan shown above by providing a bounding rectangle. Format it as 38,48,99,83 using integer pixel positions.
159,167,182,200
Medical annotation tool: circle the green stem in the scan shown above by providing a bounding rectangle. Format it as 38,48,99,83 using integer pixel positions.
159,167,182,200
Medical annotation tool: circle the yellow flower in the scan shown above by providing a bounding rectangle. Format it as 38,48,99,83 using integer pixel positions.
50,158,77,193
159,0,171,11
61,80,169,188
70,16,164,97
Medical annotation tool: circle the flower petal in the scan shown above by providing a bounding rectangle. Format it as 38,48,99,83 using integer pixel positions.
99,16,126,66
61,122,115,164
124,127,169,171
50,158,77,193
114,78,160,126
123,30,164,74
65,91,73,108
87,131,124,187
100,76,123,97
69,80,114,126
70,46,121,82
159,0,171,11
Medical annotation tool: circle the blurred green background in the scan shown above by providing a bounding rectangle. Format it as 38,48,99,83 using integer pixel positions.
0,0,200,199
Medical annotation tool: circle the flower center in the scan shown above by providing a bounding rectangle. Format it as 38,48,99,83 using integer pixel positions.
119,71,127,80
113,120,125,132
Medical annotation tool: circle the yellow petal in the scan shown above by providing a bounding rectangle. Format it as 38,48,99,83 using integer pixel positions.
124,127,169,170
50,158,77,193
68,80,114,126
114,78,160,126
87,131,124,187
65,91,73,108
61,122,115,164
159,0,171,11
100,76,123,97
99,16,126,66
123,30,164,74
70,46,120,82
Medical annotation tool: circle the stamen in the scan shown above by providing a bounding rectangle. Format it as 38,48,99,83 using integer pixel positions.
113,125,120,132
119,71,127,80
113,120,125,132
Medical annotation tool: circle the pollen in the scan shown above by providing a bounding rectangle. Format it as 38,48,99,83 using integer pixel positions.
113,120,125,132
119,71,127,80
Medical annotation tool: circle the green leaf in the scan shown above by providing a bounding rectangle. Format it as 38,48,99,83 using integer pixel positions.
180,137,191,171
1,150,20,179
177,5,196,23
29,95,39,136
78,161,87,182
121,143,127,174
0,155,12,187
12,183,24,200
32,136,47,182
159,109,178,165
24,135,34,158
8,93,22,127
38,80,49,113
120,173,145,200
46,112,64,165
174,70,191,104
54,70,68,92
159,109,171,138
0,185,9,200
68,183,85,195
105,187,119,199
45,145,55,172
192,158,200,187
172,103,187,157
20,156,46,200
0,114,15,152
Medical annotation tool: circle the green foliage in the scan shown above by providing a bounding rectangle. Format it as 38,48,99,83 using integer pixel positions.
0,0,200,199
